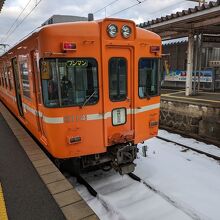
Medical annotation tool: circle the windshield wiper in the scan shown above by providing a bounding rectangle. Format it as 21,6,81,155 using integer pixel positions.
145,89,151,100
80,90,96,108
146,93,151,100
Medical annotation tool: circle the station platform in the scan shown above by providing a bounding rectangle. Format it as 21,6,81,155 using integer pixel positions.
0,102,98,220
161,90,220,107
160,90,220,146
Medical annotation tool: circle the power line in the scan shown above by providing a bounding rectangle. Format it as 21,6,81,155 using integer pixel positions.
109,0,148,17
0,0,32,43
148,0,186,16
4,0,43,44
93,0,120,14
10,25,41,49
109,0,186,19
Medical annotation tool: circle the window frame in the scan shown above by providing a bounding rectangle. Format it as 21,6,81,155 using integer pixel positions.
6,66,12,91
40,57,99,108
19,55,32,100
3,64,8,89
0,68,2,87
138,57,160,99
108,57,128,102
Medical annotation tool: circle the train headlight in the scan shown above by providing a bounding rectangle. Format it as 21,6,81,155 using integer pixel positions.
107,24,118,38
121,25,131,38
112,108,126,126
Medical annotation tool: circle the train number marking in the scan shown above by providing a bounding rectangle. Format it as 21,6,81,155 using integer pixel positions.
63,115,87,123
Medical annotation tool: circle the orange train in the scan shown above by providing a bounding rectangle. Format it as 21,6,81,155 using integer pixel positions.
0,17,161,174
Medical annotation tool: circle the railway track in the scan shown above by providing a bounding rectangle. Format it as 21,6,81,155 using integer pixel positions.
64,135,220,220
74,172,204,220
156,136,220,161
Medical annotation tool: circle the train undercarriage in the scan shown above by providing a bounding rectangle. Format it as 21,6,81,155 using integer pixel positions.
60,143,138,175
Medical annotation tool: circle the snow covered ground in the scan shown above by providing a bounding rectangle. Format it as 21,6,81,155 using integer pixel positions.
70,130,220,220
158,130,220,157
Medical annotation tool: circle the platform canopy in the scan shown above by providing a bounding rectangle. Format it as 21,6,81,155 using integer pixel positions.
139,0,220,40
0,0,5,13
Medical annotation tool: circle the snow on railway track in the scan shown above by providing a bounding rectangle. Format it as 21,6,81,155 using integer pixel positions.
156,136,220,160
157,130,220,160
69,130,220,220
69,171,194,220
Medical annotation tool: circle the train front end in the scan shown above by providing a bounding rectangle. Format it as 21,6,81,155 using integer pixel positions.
38,18,161,174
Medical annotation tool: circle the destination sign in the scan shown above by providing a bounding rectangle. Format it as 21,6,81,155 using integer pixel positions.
66,60,88,67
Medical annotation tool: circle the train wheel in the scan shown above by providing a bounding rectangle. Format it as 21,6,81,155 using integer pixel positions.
63,158,81,176
53,158,65,172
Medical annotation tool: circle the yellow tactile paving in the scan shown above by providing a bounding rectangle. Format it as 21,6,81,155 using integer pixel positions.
0,183,8,220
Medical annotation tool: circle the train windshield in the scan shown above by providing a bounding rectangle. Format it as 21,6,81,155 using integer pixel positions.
138,58,159,98
41,58,98,108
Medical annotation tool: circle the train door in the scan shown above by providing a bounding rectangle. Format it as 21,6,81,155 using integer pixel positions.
30,51,42,133
104,47,134,146
12,57,24,117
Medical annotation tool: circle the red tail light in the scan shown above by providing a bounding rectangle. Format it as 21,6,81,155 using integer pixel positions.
63,42,76,51
150,46,160,54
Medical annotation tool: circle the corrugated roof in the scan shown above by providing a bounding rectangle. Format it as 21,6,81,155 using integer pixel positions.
139,0,220,28
0,0,5,13
162,38,188,46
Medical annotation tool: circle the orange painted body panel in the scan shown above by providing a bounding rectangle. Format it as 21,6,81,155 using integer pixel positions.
0,18,161,159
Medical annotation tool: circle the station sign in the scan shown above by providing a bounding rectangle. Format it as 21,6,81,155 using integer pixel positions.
164,69,213,83
202,35,220,48
203,35,220,43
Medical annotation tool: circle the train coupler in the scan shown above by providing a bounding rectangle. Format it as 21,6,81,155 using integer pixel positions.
111,143,138,175
118,163,136,175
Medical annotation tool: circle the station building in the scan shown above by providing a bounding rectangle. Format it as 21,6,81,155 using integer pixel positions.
162,38,220,91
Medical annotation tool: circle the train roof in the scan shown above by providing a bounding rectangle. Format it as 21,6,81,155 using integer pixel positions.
1,18,160,58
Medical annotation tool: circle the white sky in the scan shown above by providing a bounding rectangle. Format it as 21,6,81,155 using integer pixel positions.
0,0,211,49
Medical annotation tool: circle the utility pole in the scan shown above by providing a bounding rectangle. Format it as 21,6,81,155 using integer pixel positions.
186,33,194,96
186,0,207,6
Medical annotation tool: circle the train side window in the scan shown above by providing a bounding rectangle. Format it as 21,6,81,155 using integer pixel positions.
19,55,31,99
138,58,159,98
109,57,127,102
2,73,4,87
5,67,12,91
3,64,8,89
0,74,1,87
41,59,59,107
0,68,3,86
8,67,13,90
